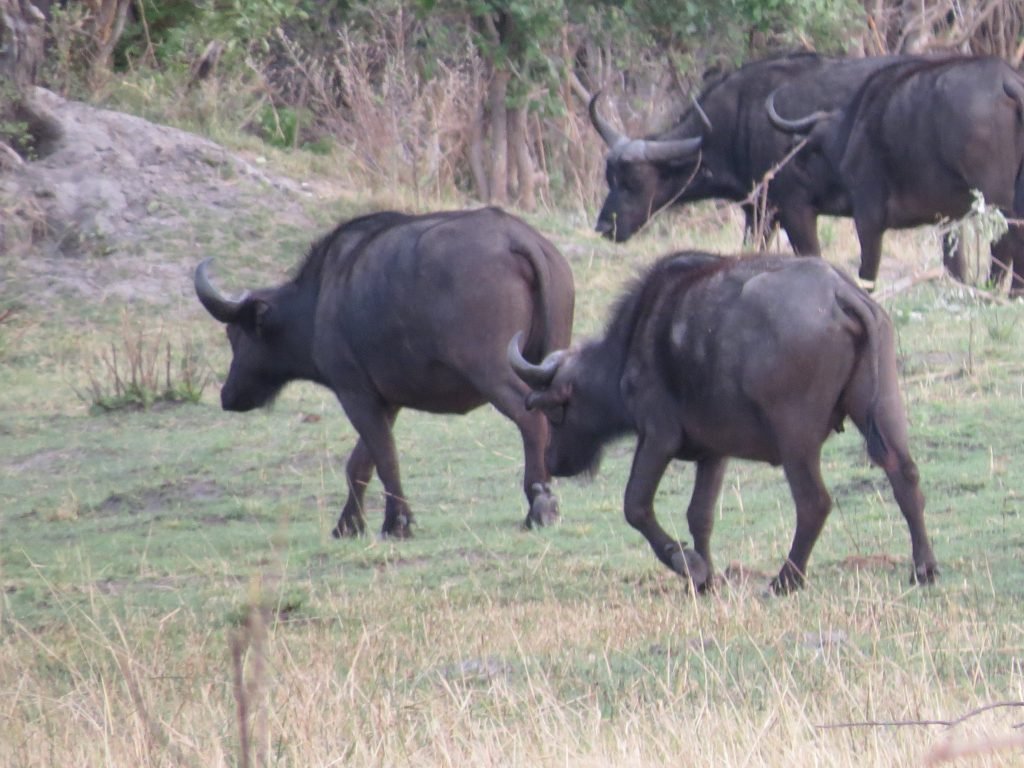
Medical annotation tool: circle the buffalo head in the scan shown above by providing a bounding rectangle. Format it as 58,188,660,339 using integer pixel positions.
589,94,703,242
508,332,624,477
195,259,314,411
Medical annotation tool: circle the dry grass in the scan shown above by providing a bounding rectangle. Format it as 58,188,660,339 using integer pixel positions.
4,80,1023,767
71,312,207,413
2,569,1022,767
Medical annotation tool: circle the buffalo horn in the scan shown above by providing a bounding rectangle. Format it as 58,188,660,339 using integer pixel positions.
692,96,713,133
588,92,628,150
590,91,702,163
765,90,833,134
626,135,703,163
507,332,565,388
194,258,248,323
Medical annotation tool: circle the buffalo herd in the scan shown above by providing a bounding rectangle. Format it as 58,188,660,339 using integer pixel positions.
197,52,1024,592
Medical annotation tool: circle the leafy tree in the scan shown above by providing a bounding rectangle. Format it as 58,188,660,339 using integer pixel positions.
411,0,568,207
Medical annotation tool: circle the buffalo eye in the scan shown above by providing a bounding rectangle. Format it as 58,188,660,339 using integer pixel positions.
546,403,566,425
232,298,274,337
249,300,277,338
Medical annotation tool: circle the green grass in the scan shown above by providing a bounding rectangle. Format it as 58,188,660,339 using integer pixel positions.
2,180,1024,765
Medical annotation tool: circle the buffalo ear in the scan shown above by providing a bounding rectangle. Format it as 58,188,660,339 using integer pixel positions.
525,382,572,411
254,300,273,334
235,298,275,336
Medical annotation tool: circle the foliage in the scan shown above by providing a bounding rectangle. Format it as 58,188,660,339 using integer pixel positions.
938,190,1011,288
0,111,32,158
598,0,862,63
112,0,203,69
53,0,1001,215
256,102,299,148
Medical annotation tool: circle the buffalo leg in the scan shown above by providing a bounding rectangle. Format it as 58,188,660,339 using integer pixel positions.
881,452,937,584
515,409,558,529
991,217,1024,298
686,458,728,592
1004,176,1024,297
624,435,709,589
338,400,412,538
990,235,1012,290
778,206,822,256
773,451,831,594
487,381,558,528
843,320,939,584
942,230,966,282
850,405,938,585
854,204,887,284
332,437,375,537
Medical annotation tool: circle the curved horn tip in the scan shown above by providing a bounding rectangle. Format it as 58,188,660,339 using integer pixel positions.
765,90,831,133
195,257,214,279
194,257,246,323
692,95,713,133
588,92,627,149
507,332,564,388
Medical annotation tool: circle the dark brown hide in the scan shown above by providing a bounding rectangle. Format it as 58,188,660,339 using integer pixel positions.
197,207,575,536
511,252,937,593
591,53,907,254
770,55,1024,292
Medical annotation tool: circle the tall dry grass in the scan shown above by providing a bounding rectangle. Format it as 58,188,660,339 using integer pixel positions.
3,566,1022,767
261,8,614,218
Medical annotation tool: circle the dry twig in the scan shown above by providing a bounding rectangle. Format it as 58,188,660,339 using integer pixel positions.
817,700,1024,731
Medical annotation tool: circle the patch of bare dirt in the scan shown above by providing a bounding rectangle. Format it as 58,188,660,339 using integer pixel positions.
7,446,92,474
721,561,772,586
93,478,224,516
0,87,323,306
840,553,903,572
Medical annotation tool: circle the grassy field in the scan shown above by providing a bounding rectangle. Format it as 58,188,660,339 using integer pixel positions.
2,175,1023,766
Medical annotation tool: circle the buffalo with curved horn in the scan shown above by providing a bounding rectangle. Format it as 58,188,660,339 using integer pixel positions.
510,251,938,593
196,207,575,537
766,55,1024,293
590,52,918,256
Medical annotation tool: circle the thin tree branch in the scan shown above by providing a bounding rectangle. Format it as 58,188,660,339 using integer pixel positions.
816,700,1024,731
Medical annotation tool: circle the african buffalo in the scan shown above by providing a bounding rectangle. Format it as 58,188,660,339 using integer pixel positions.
590,52,908,253
509,252,938,593
196,207,575,537
768,55,1024,293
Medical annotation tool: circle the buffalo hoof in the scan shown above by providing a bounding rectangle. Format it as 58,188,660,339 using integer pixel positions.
911,562,939,585
669,548,709,592
381,525,413,540
381,513,413,539
525,483,560,529
769,563,806,595
332,511,366,538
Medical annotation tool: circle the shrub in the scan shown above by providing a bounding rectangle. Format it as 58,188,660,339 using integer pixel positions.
75,314,208,414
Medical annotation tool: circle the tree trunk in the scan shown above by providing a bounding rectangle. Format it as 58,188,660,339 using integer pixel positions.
83,0,133,84
1,0,61,161
508,103,535,210
468,73,489,202
1,0,45,88
487,67,509,205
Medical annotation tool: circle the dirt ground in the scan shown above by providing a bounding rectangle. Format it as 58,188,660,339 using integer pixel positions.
0,87,321,307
